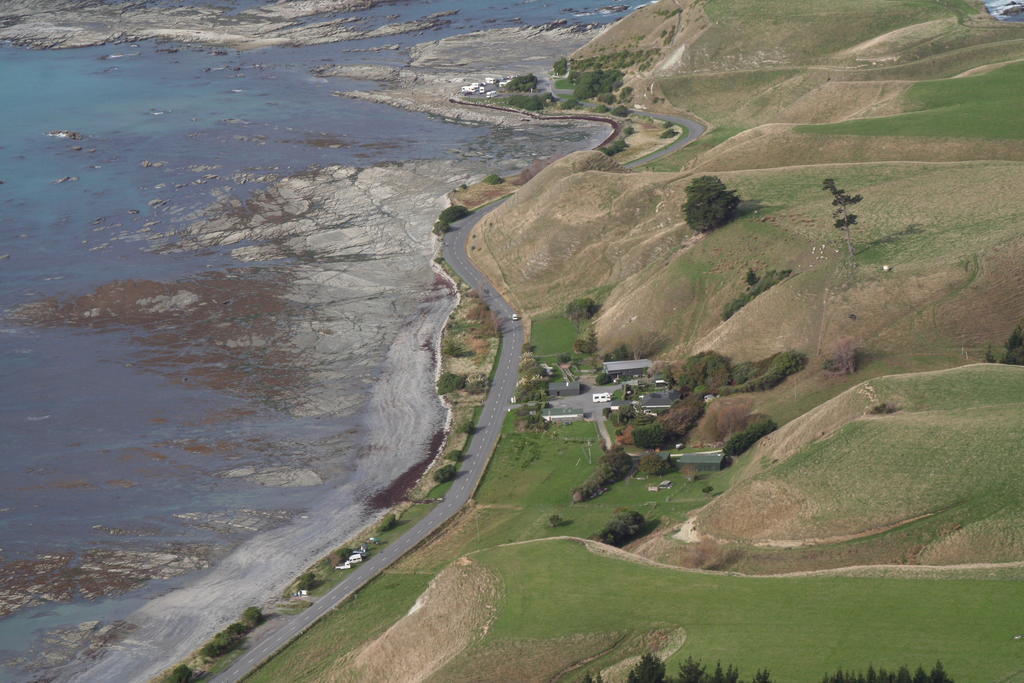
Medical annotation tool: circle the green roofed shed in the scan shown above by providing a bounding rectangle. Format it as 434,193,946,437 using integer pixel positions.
673,450,725,472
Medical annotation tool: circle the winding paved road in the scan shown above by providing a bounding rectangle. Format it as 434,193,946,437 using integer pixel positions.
214,95,703,683
546,80,706,167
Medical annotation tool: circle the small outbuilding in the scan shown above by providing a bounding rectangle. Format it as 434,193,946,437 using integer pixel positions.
602,359,653,380
542,407,584,423
672,450,725,472
548,380,581,397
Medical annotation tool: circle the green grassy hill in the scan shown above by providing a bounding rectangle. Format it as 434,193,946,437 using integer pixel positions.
375,539,1024,682
448,539,1024,682
797,60,1024,139
693,365,1024,566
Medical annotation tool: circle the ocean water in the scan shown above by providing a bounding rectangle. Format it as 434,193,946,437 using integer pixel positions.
984,0,1024,21
0,0,635,678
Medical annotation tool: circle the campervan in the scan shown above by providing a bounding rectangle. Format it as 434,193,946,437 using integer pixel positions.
592,392,612,403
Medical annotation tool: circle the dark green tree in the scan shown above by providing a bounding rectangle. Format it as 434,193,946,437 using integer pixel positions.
506,73,538,91
378,513,398,531
438,204,470,223
723,418,777,457
752,670,773,683
601,139,628,156
596,509,646,546
434,463,457,483
296,572,317,591
166,664,193,683
437,372,467,394
820,661,953,683
708,662,740,683
574,328,598,354
684,176,740,233
435,204,470,234
627,653,666,683
678,656,707,683
553,57,568,76
241,606,263,629
632,422,665,449
822,178,863,260
572,69,623,99
745,268,759,287
638,453,674,475
548,514,564,528
567,297,599,324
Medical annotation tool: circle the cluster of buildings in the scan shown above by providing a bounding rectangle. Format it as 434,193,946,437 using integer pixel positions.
540,358,726,472
459,75,514,98
545,359,674,415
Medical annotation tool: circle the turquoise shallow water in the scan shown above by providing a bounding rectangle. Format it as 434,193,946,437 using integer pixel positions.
0,1,634,677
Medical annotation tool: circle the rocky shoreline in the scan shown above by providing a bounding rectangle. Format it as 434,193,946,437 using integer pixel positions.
321,25,602,125
1,6,615,681
0,0,450,50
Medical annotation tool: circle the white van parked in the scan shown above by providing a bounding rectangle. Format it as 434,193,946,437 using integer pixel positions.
347,554,364,564
592,392,612,403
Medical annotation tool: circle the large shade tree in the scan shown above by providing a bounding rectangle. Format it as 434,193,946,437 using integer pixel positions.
684,175,740,233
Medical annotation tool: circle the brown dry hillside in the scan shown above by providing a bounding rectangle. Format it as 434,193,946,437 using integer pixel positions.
326,559,499,683
469,0,1024,423
689,126,1024,172
473,152,1024,370
690,364,1024,565
469,150,688,315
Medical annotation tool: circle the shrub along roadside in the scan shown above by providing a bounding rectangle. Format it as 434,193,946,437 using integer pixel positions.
601,139,628,156
434,204,471,234
195,606,265,661
437,372,467,395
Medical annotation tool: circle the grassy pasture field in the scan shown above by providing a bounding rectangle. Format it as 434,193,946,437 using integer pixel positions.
469,539,1024,681
248,370,1024,680
696,365,1024,564
531,315,579,356
244,417,740,680
797,61,1024,139
247,572,432,682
